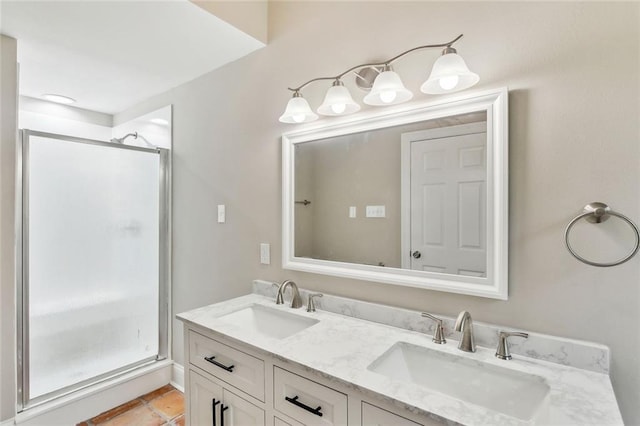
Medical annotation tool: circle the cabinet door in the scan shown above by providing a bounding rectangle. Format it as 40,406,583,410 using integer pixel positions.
362,402,422,426
221,389,265,426
274,416,304,426
189,370,224,426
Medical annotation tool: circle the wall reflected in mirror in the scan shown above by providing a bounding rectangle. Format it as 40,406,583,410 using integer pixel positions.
294,111,487,278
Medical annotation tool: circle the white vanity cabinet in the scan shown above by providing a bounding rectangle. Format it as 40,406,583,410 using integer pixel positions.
183,324,441,426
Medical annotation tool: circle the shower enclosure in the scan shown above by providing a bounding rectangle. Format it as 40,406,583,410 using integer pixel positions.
17,130,170,410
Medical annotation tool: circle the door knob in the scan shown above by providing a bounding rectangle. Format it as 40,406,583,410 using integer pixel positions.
412,251,421,259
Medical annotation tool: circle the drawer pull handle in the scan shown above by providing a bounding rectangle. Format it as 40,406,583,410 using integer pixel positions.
285,395,323,417
212,398,220,426
204,355,235,372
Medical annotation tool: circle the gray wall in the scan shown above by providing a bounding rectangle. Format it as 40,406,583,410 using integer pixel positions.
114,2,640,423
0,34,18,422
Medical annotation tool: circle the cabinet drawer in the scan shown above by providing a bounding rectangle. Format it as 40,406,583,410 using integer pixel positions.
362,402,422,426
273,366,347,426
189,330,265,401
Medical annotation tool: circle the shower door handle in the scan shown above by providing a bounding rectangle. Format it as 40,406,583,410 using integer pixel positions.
212,398,220,426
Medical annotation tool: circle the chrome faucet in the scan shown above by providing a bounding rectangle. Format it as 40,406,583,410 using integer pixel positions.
306,293,323,312
276,280,303,308
454,311,475,352
495,331,528,360
421,313,446,344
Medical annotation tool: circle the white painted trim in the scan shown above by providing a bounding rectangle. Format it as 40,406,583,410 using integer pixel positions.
170,362,184,392
14,360,172,425
1,418,15,426
282,87,509,300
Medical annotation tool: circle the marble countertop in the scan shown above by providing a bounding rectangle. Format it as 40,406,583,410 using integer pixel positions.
177,293,622,426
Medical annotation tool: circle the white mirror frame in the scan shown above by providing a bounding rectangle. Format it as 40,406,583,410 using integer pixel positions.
282,87,508,300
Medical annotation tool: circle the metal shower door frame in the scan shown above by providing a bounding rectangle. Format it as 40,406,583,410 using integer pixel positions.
16,129,171,411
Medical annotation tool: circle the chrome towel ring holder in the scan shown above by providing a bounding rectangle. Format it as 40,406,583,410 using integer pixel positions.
564,202,640,267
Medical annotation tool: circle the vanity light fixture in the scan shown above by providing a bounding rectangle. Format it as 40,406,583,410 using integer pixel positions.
421,46,480,94
279,34,479,124
363,65,413,106
41,94,76,105
279,91,319,123
317,79,361,116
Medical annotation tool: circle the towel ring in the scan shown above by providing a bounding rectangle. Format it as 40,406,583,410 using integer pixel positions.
564,202,640,267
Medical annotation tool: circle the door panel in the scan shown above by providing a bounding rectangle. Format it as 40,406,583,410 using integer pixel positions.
222,389,265,426
409,131,487,276
189,370,223,426
20,130,169,408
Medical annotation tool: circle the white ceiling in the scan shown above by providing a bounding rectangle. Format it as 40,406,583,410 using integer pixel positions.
0,0,264,114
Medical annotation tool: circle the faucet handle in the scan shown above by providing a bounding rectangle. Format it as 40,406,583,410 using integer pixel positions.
495,331,528,360
421,313,446,344
307,293,323,312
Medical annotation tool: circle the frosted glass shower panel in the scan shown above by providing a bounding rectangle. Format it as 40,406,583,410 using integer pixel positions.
27,136,160,399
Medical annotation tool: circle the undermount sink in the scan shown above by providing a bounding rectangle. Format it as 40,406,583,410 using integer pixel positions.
217,304,319,339
368,342,550,422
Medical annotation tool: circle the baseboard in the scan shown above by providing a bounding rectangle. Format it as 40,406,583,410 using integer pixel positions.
14,360,172,425
170,362,184,392
1,418,15,426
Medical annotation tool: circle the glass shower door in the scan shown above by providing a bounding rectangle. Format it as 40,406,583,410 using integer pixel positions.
19,130,169,408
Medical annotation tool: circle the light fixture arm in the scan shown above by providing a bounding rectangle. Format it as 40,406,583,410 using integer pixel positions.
287,34,464,92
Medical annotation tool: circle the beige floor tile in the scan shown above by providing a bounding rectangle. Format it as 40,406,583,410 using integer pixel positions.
90,399,143,424
150,390,184,420
100,405,165,426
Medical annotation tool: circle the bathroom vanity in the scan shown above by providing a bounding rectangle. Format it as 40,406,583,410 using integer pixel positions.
177,281,622,426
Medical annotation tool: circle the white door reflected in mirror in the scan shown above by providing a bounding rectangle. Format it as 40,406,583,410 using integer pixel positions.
403,122,487,277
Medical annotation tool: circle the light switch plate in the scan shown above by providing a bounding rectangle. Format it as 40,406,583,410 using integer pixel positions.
366,205,386,218
349,206,357,218
217,204,225,223
260,243,270,265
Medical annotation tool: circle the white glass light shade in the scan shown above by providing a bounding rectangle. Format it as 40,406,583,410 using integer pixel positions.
421,53,479,94
279,94,318,124
363,71,413,106
317,83,360,116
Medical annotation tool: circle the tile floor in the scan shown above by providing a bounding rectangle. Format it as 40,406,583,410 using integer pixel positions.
77,384,184,426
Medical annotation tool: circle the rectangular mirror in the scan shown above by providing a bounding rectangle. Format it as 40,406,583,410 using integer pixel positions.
282,88,508,299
